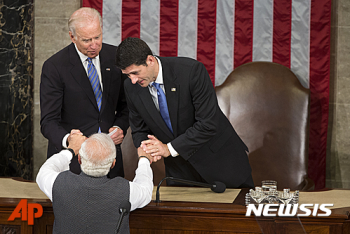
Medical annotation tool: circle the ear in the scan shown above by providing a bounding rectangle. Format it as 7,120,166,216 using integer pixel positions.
110,159,116,169
147,55,156,66
69,31,76,44
78,154,82,164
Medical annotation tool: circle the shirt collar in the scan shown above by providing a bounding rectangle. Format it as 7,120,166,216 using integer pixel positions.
152,56,163,86
74,43,100,64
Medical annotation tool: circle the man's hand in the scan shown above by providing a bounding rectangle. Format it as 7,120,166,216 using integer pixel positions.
109,127,124,145
137,147,154,164
141,135,170,160
67,129,83,146
68,134,87,155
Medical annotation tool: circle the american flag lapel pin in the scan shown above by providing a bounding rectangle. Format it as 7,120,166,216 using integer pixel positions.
106,68,110,71
171,88,176,92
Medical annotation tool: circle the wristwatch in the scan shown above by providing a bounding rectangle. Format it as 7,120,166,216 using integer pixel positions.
66,148,75,157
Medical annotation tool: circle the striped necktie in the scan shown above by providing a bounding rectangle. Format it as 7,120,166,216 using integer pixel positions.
152,82,173,133
87,58,102,133
87,58,102,111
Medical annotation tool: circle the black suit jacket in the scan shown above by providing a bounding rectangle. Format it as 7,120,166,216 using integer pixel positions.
124,57,252,188
40,43,129,176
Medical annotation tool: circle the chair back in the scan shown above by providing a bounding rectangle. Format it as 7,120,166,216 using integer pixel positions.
215,62,314,191
122,128,166,185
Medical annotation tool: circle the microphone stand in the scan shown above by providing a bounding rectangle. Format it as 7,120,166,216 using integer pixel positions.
155,177,226,203
115,200,131,234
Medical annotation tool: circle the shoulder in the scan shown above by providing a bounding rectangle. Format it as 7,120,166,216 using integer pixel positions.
43,43,75,69
159,56,202,71
109,176,129,183
55,170,76,181
100,43,118,57
158,57,205,80
107,177,130,191
159,56,198,66
102,43,117,50
45,43,73,63
52,171,77,190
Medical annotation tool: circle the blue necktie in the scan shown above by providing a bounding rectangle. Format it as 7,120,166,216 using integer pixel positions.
87,58,102,110
152,82,173,133
87,58,102,133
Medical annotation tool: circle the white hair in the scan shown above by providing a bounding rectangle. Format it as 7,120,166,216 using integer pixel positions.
68,7,102,37
79,133,116,177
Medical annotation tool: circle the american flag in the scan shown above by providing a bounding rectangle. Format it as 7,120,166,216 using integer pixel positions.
82,0,331,189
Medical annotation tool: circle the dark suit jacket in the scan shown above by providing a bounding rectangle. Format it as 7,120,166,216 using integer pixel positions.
124,57,252,188
40,43,129,176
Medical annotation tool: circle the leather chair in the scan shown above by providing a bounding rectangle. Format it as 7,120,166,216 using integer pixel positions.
122,128,166,185
215,61,314,191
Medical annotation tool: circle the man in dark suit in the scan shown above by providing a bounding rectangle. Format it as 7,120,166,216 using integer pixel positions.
115,37,254,188
40,7,129,177
36,133,153,234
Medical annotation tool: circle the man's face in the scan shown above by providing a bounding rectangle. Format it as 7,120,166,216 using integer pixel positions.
70,20,102,58
121,56,158,87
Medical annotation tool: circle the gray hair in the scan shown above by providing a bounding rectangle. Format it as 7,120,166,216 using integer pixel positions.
68,7,102,37
79,133,116,177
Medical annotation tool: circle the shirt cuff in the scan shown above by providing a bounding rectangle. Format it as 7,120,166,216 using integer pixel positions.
62,133,70,148
138,157,151,165
167,143,179,157
62,149,74,161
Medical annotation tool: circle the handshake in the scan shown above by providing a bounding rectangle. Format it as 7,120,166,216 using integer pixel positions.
68,130,157,164
138,135,172,164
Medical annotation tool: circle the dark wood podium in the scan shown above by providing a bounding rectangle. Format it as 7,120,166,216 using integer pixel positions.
129,200,350,233
0,178,349,234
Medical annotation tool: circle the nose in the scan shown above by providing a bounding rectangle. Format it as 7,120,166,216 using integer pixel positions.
90,39,99,49
129,75,138,84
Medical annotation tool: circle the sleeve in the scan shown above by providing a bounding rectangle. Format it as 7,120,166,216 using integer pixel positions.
167,142,179,157
124,82,152,147
129,158,153,211
113,73,130,134
40,60,69,151
170,61,219,159
36,150,73,201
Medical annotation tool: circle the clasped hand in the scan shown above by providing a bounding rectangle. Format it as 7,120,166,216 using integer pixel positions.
140,135,171,163
67,129,87,155
108,127,124,145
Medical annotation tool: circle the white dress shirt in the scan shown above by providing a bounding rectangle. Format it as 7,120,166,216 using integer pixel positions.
36,150,153,211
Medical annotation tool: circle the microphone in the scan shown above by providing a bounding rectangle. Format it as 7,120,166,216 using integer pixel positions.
115,200,131,234
155,177,226,202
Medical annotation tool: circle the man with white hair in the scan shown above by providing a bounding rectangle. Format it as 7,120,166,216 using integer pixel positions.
36,133,153,233
40,7,129,178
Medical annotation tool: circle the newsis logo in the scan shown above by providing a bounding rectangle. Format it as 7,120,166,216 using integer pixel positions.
245,203,334,217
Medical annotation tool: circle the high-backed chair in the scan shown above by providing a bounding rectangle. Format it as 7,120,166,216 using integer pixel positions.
122,128,166,185
215,62,314,191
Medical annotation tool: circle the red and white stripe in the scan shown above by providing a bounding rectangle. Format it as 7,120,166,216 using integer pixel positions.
83,0,331,189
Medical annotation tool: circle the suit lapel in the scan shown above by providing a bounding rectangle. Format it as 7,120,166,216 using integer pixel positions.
137,84,174,139
68,43,99,111
99,45,112,113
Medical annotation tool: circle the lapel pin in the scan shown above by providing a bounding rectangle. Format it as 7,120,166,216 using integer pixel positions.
171,88,176,92
106,68,110,71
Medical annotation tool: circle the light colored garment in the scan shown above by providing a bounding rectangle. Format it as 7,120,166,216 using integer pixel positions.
36,149,153,211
